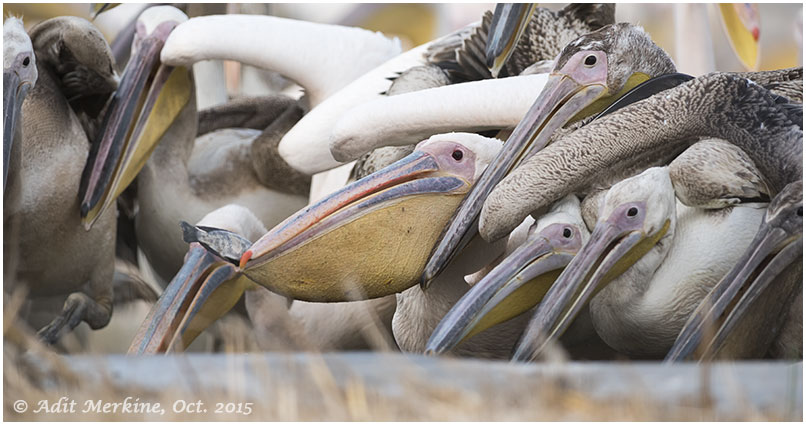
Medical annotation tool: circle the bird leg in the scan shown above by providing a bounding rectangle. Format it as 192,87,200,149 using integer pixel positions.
37,290,113,345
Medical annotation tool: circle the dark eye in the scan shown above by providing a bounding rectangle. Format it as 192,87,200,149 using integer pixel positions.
626,207,638,217
452,149,463,161
562,227,573,238
797,207,802,217
584,55,597,66
22,56,29,67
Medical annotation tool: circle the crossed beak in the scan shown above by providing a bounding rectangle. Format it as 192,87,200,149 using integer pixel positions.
512,210,669,361
421,72,608,288
426,223,577,355
485,3,537,78
665,220,802,361
79,21,191,229
129,243,252,354
238,149,473,302
3,69,32,192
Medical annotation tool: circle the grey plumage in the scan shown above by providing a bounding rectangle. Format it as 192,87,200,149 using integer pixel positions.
482,73,803,241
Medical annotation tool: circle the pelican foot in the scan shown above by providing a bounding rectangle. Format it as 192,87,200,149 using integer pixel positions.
37,292,112,345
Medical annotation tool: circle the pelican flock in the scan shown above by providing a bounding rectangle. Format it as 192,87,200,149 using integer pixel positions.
3,2,801,371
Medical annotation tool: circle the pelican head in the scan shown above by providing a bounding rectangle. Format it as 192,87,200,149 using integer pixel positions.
422,23,676,287
513,167,675,361
666,180,802,361
129,204,264,354
240,132,502,302
79,5,191,229
130,133,502,352
425,195,588,355
3,17,37,192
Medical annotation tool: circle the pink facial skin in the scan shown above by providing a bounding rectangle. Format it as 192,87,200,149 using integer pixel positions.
555,50,608,87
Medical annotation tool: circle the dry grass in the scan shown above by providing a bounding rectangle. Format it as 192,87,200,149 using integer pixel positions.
3,288,800,421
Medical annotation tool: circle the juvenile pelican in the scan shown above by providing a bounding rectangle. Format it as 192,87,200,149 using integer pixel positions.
129,204,395,354
6,16,120,343
3,17,36,196
423,23,678,287
130,133,503,349
78,7,310,285
667,180,802,361
512,166,768,360
417,195,599,358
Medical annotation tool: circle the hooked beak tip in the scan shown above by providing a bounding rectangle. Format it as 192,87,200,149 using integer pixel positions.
239,250,252,269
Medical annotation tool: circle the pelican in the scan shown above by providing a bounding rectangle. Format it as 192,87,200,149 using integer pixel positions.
130,132,503,349
419,195,600,358
5,16,121,343
76,7,319,285
3,17,36,196
511,164,769,360
666,180,802,361
422,23,679,287
129,204,395,354
477,73,800,359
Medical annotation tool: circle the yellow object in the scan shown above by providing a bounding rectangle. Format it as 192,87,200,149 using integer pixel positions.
571,72,651,124
244,194,465,302
718,3,761,71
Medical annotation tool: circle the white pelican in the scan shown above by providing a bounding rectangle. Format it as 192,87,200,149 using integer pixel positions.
129,133,504,350
512,165,768,360
129,204,396,354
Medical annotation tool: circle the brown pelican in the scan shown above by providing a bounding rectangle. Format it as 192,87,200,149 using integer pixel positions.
5,16,121,343
129,204,395,354
77,6,312,285
511,165,769,360
419,195,593,357
130,133,503,349
666,181,802,361
477,72,801,360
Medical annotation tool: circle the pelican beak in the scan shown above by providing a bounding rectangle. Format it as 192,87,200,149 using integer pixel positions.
240,149,472,302
129,243,252,354
79,19,191,230
512,204,670,361
718,3,760,71
665,223,802,361
3,69,30,192
486,3,537,78
421,66,611,288
426,223,578,355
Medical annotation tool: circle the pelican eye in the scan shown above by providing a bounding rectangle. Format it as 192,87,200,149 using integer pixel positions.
562,228,573,238
626,207,639,217
22,57,29,67
451,149,464,161
584,55,597,66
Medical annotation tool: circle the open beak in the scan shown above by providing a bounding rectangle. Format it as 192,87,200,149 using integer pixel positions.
3,70,30,192
239,149,472,302
129,243,252,354
718,3,760,71
79,24,191,230
665,223,802,361
486,3,537,78
426,226,576,355
512,213,670,362
421,73,607,288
